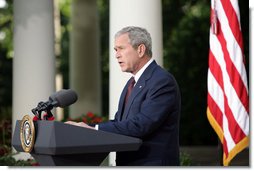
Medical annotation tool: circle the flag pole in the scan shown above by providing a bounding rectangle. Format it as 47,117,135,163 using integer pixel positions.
217,138,223,166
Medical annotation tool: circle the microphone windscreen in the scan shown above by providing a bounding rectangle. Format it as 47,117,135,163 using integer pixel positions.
54,89,78,107
49,91,58,102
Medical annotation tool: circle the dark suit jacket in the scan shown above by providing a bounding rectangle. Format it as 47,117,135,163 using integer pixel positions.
99,61,181,166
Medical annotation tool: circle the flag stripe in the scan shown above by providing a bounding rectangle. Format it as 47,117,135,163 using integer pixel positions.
207,0,249,166
216,28,249,114
228,0,241,23
208,52,246,144
220,0,244,51
209,50,224,90
207,69,235,154
216,0,249,113
208,70,224,118
209,30,249,136
210,31,248,137
223,135,229,156
222,111,235,154
207,92,223,128
216,0,249,92
223,94,246,144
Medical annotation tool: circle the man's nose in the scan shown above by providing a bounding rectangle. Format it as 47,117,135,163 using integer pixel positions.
115,52,120,59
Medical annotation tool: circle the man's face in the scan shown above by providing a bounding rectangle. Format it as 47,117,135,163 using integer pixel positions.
114,33,140,74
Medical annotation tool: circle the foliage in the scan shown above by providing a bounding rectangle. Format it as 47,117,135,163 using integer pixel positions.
163,0,216,145
98,0,110,117
0,0,13,58
0,118,39,166
180,152,192,166
0,0,13,118
0,119,12,147
0,153,38,166
64,111,107,124
58,0,71,90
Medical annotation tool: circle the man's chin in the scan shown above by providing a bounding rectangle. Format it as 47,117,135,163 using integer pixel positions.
120,67,131,73
120,68,127,72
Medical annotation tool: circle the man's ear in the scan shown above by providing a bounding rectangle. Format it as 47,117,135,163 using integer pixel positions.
137,44,146,58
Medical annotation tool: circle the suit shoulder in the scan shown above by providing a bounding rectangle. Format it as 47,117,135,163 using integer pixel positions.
152,65,176,82
143,61,177,85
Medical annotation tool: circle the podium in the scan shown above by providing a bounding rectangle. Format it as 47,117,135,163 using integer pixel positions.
12,120,142,166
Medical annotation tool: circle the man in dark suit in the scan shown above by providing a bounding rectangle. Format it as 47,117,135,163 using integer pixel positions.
66,26,181,166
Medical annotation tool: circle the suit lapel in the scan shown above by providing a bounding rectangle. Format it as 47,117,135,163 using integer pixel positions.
121,61,158,120
121,79,145,120
117,79,130,121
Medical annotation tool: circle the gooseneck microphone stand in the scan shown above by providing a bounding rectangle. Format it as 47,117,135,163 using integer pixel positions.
32,102,54,120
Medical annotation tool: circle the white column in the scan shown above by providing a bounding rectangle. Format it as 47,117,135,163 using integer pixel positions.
13,0,55,159
69,0,101,118
109,0,163,166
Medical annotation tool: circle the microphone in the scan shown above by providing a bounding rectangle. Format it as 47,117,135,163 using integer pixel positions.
32,89,78,119
50,89,78,108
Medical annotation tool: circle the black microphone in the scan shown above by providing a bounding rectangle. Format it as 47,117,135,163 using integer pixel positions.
51,89,78,108
32,89,78,115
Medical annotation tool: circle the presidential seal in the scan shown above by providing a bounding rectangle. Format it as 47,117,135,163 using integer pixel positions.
20,115,35,153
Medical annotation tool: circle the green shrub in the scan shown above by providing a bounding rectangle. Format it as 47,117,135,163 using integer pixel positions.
180,152,192,166
0,154,37,166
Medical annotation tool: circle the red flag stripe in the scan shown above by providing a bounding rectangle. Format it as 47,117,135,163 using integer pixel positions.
223,136,229,157
223,93,247,144
215,20,249,114
208,59,246,145
207,70,224,116
220,0,244,52
216,0,249,93
207,0,249,166
207,93,223,128
207,69,235,153
209,50,224,89
209,32,249,136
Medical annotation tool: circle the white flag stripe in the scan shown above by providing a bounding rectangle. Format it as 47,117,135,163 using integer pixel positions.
208,69,236,151
230,0,241,25
216,0,249,92
208,0,249,165
223,111,236,152
211,0,215,9
210,33,249,135
208,70,225,113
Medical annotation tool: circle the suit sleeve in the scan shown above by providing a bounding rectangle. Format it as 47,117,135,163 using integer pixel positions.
98,74,179,138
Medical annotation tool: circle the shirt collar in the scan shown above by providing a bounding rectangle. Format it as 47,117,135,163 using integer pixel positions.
133,58,154,84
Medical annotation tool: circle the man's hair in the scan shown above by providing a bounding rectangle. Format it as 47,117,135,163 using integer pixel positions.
115,26,152,57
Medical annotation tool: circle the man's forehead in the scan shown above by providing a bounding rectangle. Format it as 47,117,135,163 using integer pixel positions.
114,34,132,50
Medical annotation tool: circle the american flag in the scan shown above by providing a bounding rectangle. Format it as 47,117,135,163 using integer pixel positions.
207,0,249,166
